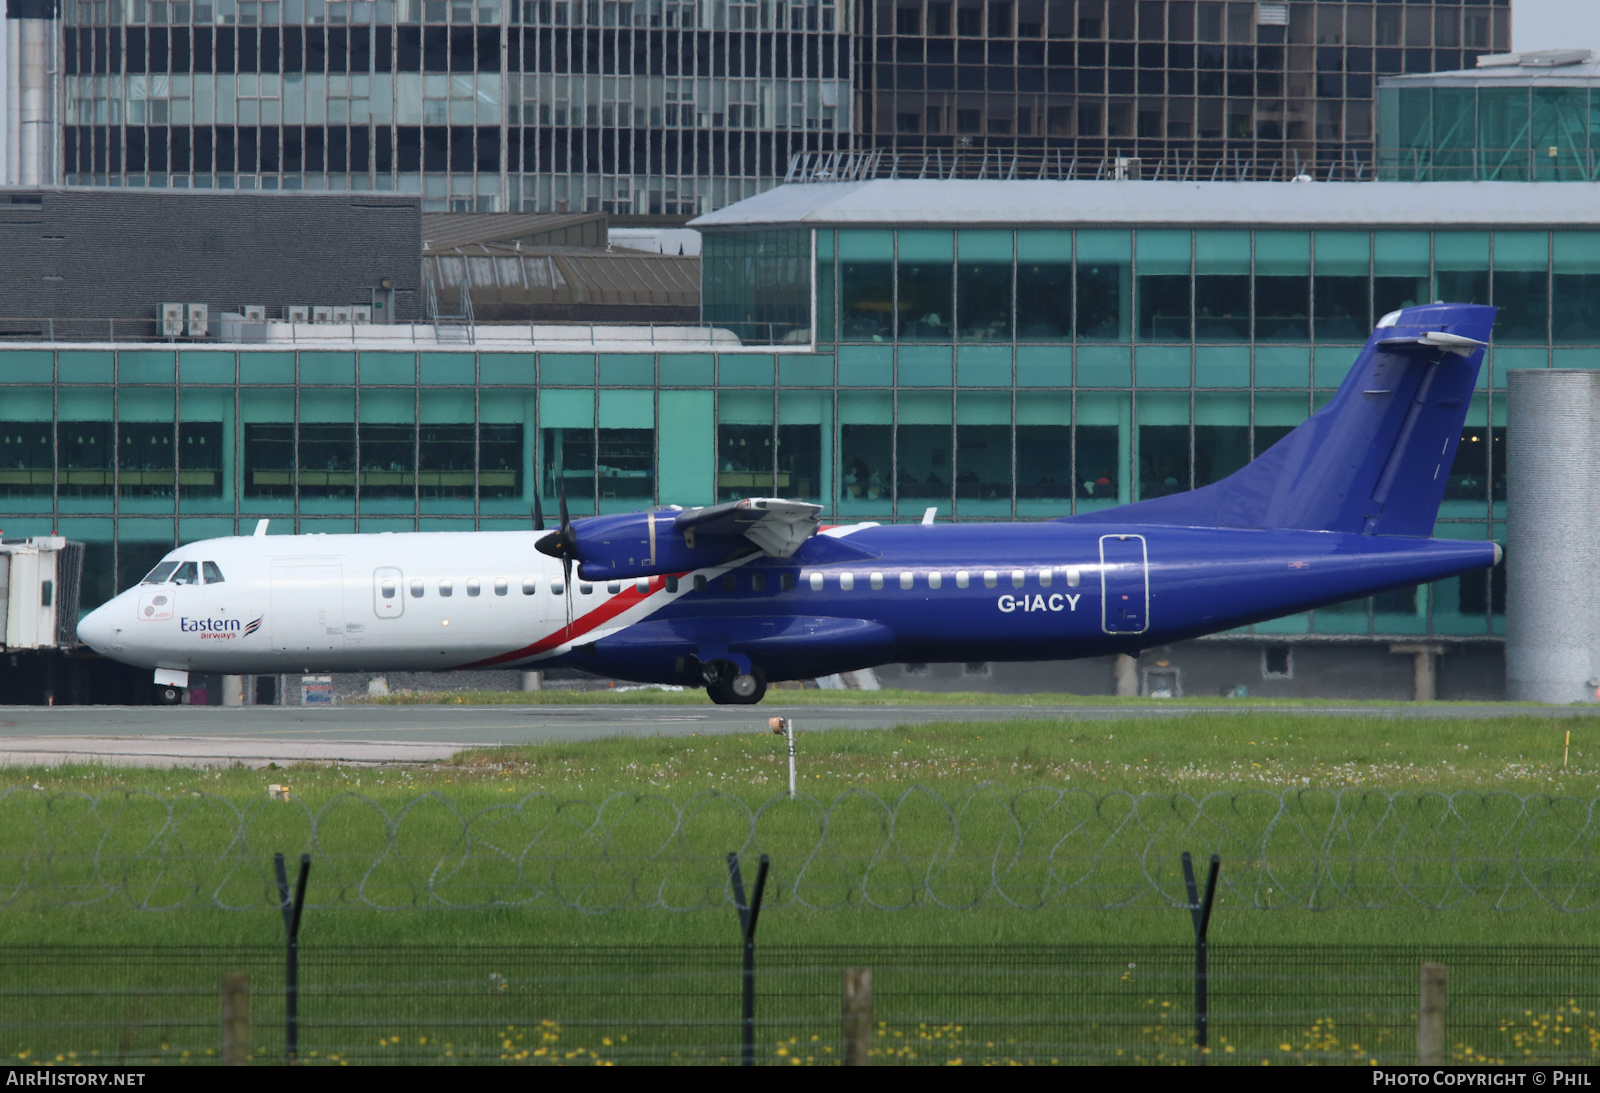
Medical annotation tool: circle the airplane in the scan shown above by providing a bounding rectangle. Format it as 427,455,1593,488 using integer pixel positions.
78,302,1502,705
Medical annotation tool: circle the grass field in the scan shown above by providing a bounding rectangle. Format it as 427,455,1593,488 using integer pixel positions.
3,709,1600,951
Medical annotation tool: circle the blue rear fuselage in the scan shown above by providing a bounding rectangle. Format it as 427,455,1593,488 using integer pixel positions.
569,521,1495,684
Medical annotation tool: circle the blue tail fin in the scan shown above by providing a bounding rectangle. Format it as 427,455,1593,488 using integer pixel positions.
1069,302,1495,536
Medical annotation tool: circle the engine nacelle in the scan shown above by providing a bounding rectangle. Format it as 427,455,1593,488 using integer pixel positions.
569,510,752,581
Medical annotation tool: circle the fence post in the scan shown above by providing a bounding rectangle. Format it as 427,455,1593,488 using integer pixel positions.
1419,963,1447,1065
842,968,872,1066
220,973,250,1066
273,851,311,1066
1180,850,1221,1062
727,850,770,1067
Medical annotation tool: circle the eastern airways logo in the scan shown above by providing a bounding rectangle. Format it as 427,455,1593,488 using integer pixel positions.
180,616,263,640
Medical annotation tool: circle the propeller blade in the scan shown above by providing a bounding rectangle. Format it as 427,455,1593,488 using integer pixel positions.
558,479,571,534
532,491,545,532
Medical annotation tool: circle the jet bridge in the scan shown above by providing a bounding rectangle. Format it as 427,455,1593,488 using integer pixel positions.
0,536,85,653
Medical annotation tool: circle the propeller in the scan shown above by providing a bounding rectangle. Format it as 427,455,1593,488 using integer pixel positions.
535,476,578,634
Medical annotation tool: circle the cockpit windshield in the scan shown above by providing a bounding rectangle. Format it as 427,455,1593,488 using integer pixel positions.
140,561,180,585
171,561,200,585
202,561,225,584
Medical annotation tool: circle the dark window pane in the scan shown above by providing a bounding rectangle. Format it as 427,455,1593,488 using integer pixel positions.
896,423,950,501
1139,424,1190,498
840,262,893,341
840,423,892,509
955,423,1010,505
1194,425,1250,486
243,423,293,498
179,421,223,499
1255,424,1295,458
0,421,53,496
1255,276,1310,342
1435,269,1489,306
956,262,1013,340
1444,427,1488,502
299,423,355,499
359,423,416,499
541,427,595,516
1194,275,1250,341
777,423,821,503
1076,424,1120,500
1017,261,1071,340
1314,276,1370,341
58,421,112,498
1137,274,1191,341
1076,263,1125,339
1493,270,1548,343
1374,275,1430,315
898,263,953,341
1552,273,1600,343
598,428,654,501
419,424,474,500
1017,424,1070,499
480,424,523,500
718,423,773,502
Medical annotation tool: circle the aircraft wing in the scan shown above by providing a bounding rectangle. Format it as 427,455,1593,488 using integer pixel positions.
673,498,823,558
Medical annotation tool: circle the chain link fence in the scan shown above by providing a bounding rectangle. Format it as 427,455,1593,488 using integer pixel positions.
6,786,1600,912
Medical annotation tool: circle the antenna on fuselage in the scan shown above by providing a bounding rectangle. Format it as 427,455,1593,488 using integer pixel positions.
253,519,269,537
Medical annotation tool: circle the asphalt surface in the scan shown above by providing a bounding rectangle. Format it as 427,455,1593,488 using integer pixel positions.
0,700,1595,768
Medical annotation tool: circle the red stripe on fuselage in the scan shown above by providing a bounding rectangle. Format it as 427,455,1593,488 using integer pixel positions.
461,573,672,669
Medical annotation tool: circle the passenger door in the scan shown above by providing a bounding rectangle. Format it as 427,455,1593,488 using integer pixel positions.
1099,534,1149,635
270,564,345,653
373,566,404,619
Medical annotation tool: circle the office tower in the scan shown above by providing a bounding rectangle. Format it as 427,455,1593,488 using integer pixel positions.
56,0,853,211
856,0,1512,179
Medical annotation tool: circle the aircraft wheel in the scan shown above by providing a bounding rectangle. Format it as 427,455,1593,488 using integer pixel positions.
156,686,185,705
710,667,767,706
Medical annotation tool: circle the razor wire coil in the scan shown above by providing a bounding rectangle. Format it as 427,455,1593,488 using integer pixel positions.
5,785,1600,913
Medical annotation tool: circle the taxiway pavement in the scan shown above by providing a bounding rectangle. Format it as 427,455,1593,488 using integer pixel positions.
0,701,1593,768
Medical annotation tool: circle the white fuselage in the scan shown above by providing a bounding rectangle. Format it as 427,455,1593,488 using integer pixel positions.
76,531,685,674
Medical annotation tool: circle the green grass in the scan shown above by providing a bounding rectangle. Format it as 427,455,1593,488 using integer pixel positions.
4,711,1600,949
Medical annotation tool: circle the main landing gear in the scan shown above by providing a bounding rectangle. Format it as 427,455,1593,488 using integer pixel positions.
704,662,768,705
156,685,186,705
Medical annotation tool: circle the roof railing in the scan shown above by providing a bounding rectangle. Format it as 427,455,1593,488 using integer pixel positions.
783,149,1377,184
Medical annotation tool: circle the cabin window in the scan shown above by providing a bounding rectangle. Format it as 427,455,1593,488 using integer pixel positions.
141,561,180,585
202,561,226,584
984,570,998,588
840,572,855,591
929,572,943,589
522,578,537,595
694,575,708,592
580,583,594,595
380,580,397,598
1038,569,1052,588
899,572,913,589
551,581,565,595
1066,566,1081,587
607,582,621,594
1011,570,1025,588
467,579,481,597
870,572,884,590
171,561,200,585
636,578,650,593
411,580,425,597
956,571,970,588
781,573,795,591
809,572,824,591
752,574,766,592
439,579,453,597
723,574,737,592
494,578,508,596
666,576,680,593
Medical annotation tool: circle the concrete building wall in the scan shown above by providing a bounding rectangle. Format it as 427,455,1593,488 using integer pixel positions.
0,187,422,326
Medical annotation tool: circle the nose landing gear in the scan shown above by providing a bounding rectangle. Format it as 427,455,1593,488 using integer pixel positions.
156,685,186,705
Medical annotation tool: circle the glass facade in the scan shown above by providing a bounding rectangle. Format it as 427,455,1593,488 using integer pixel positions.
1378,73,1600,181
58,0,851,211
858,0,1510,181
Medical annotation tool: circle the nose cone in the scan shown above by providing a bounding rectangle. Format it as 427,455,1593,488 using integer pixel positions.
76,603,117,653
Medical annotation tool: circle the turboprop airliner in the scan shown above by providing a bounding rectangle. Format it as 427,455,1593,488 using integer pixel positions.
78,303,1503,705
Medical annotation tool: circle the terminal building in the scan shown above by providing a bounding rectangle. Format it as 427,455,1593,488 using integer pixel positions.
0,176,1595,700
